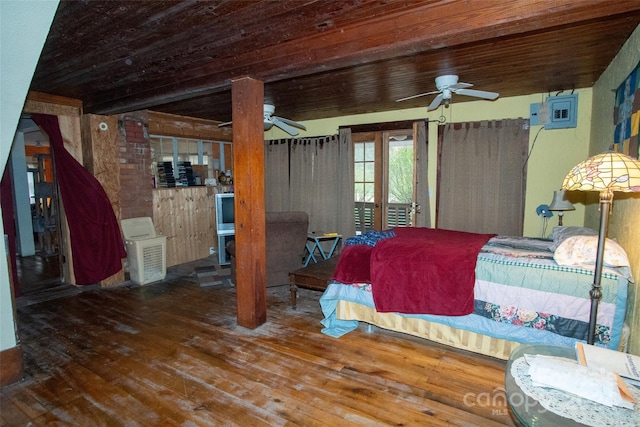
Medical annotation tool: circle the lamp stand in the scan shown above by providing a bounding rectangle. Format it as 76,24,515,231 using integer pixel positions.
587,190,612,345
557,212,564,226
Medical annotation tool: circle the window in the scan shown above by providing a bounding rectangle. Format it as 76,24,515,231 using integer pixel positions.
149,135,232,184
354,141,375,203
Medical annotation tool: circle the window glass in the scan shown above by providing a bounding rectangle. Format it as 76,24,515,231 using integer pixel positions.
354,143,364,162
150,135,231,185
354,141,375,204
364,142,375,161
201,141,211,166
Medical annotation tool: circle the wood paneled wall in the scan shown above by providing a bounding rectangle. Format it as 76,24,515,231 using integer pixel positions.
81,114,124,286
152,187,216,267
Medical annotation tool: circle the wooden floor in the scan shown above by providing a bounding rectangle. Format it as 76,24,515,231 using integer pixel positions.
15,254,63,297
1,258,516,426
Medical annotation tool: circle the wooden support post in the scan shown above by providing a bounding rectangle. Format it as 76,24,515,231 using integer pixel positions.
231,77,267,329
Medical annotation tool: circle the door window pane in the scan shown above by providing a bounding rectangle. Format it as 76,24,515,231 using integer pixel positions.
364,142,375,161
354,141,375,203
388,136,413,204
387,133,414,227
354,140,376,233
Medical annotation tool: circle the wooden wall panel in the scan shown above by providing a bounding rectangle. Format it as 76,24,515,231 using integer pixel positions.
152,187,215,267
81,114,124,286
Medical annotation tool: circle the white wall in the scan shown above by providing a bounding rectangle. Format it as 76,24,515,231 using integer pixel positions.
0,0,59,352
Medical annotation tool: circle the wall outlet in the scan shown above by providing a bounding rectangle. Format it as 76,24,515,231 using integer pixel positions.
209,247,216,255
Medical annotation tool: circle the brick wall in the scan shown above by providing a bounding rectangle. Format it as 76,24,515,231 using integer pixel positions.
118,115,153,219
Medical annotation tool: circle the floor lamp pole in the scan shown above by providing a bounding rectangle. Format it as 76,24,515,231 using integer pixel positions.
587,190,612,345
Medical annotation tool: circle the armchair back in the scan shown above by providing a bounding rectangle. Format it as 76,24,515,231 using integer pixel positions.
227,211,309,287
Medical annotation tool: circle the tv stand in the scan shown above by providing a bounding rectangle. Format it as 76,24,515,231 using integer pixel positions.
217,231,234,266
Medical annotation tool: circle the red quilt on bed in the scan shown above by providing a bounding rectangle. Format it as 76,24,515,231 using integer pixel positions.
333,228,494,316
372,228,494,315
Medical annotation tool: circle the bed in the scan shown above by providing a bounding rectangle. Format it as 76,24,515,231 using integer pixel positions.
319,227,632,359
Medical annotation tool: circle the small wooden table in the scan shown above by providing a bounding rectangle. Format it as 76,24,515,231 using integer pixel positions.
289,256,338,309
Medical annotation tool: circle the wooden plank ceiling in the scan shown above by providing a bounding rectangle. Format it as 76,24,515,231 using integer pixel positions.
30,0,640,125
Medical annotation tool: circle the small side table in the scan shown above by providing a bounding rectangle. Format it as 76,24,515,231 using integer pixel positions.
304,233,341,267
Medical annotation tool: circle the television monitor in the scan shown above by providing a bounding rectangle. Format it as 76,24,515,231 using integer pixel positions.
215,193,234,232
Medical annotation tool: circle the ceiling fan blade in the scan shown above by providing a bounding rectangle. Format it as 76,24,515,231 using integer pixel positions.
455,88,499,100
426,93,444,111
218,121,233,127
274,116,306,130
448,82,473,90
271,117,300,136
396,90,440,102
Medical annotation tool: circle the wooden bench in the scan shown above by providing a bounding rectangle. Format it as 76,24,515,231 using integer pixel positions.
289,256,338,309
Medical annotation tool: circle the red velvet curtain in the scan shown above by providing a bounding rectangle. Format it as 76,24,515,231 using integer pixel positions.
1,169,20,296
32,114,126,285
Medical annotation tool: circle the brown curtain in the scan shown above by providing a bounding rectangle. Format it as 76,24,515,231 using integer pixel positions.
436,119,529,235
264,139,290,212
265,132,355,238
336,128,355,238
413,120,430,227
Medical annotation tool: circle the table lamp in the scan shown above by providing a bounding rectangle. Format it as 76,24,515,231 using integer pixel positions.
548,190,574,226
562,152,640,345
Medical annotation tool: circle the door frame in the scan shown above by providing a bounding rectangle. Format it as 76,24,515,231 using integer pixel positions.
348,120,418,231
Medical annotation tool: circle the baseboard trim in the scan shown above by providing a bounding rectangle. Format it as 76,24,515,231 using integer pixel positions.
0,345,23,386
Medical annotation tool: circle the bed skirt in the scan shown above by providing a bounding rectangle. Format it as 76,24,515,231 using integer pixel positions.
334,300,631,360
335,299,519,360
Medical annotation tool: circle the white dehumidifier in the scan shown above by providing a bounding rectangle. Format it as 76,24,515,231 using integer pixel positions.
121,217,167,285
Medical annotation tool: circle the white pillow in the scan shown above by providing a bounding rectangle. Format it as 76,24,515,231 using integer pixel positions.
550,226,598,251
553,235,630,268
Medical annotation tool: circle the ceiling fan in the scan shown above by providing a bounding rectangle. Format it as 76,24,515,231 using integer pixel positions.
397,75,499,111
218,104,307,136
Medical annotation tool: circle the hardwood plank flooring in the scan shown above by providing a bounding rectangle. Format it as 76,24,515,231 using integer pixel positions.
1,259,516,426
15,254,63,297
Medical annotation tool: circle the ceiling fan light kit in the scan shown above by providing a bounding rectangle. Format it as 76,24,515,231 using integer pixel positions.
263,104,276,131
397,74,500,111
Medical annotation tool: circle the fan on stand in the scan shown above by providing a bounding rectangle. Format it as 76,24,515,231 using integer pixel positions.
397,75,499,111
536,204,554,237
218,104,306,136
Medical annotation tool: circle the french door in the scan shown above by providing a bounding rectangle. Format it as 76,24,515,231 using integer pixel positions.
353,128,416,233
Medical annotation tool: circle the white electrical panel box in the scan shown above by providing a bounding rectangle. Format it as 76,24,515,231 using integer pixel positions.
530,94,578,129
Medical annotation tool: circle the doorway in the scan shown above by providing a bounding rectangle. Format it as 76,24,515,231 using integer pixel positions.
352,128,415,233
9,117,63,296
